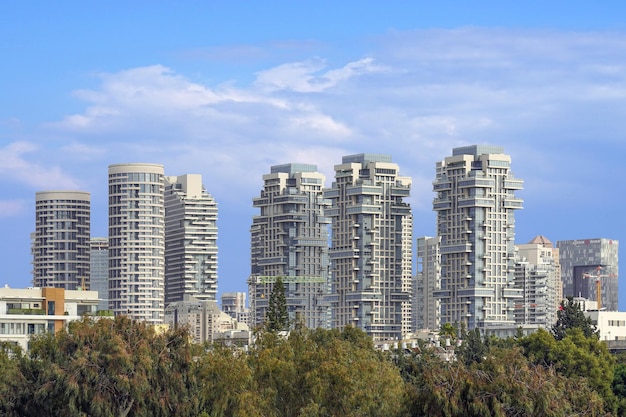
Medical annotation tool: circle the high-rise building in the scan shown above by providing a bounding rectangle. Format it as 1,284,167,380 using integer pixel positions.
90,237,109,311
415,236,441,331
248,163,330,329
164,174,218,305
433,145,524,332
32,191,90,290
108,163,165,324
324,154,413,341
221,292,249,326
514,236,562,328
557,238,619,311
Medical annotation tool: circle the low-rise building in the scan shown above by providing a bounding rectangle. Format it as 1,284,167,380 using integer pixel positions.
0,286,100,351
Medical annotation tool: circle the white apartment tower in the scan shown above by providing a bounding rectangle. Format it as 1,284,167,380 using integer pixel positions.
108,163,165,324
415,236,441,331
164,174,218,305
248,164,330,329
557,238,619,311
32,191,90,290
433,145,523,331
325,154,413,341
514,236,562,328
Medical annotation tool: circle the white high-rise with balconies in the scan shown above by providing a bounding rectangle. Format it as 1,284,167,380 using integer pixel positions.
164,174,218,305
433,145,523,332
32,191,90,290
325,154,413,341
108,163,165,324
248,164,331,329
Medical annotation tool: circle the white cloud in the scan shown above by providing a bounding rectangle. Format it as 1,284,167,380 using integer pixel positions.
0,142,81,190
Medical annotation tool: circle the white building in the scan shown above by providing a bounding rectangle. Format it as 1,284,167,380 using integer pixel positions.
433,145,524,332
514,236,562,328
324,154,413,341
164,174,218,305
221,292,249,326
108,163,165,324
32,191,90,290
0,287,100,351
248,164,331,329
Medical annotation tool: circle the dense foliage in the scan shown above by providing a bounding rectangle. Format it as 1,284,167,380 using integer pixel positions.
0,315,624,416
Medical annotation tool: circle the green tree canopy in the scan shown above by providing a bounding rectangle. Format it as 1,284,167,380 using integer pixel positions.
552,297,598,340
266,277,289,332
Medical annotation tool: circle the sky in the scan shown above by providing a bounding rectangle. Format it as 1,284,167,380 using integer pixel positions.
2,1,626,308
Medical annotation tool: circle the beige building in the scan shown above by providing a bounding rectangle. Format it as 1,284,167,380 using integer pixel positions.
108,163,165,324
164,174,218,305
165,295,250,345
324,154,413,341
0,287,100,351
32,191,91,290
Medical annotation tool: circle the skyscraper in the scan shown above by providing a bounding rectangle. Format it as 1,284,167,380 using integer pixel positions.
90,237,109,311
514,236,562,328
32,191,90,290
108,163,165,324
433,145,523,331
415,236,441,331
164,174,218,305
557,238,619,311
325,154,413,341
248,163,330,329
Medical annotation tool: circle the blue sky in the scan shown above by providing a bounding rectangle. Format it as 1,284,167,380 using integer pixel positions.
1,1,626,308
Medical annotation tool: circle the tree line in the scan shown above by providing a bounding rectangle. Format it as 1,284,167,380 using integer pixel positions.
1,298,626,416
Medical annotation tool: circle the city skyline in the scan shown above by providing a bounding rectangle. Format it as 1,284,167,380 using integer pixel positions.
1,2,625,308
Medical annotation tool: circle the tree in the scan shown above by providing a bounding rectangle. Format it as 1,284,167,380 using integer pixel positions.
266,277,289,332
551,297,598,340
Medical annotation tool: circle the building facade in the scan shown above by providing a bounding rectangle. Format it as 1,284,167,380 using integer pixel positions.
433,145,523,332
108,163,165,324
164,174,218,305
557,238,619,311
514,236,562,328
90,237,109,311
32,191,91,290
415,236,441,331
324,154,413,341
0,287,99,351
248,164,330,329
221,292,249,326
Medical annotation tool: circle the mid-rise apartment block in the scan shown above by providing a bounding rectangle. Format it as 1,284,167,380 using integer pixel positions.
415,236,441,331
0,287,99,351
32,191,90,290
164,174,218,305
433,145,523,332
248,164,330,329
514,235,562,328
221,292,249,326
557,238,619,311
324,154,413,341
108,163,165,324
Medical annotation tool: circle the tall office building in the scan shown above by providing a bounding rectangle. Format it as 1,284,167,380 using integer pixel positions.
415,236,441,331
325,154,413,341
164,174,218,305
248,163,330,329
90,237,109,311
32,191,90,290
108,163,165,324
433,145,523,332
221,292,249,325
557,238,619,311
514,236,562,328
